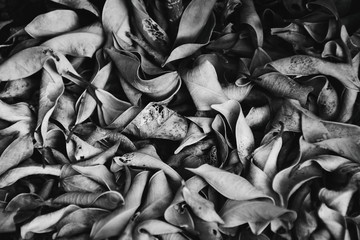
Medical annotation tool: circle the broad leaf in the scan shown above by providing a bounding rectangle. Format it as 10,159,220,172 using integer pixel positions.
25,10,80,38
186,164,269,201
219,200,297,230
0,46,53,81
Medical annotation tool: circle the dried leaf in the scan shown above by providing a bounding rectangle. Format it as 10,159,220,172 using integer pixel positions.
0,164,61,188
75,62,112,125
53,191,124,210
42,32,104,58
174,0,217,46
54,208,108,238
0,46,53,81
25,10,80,38
137,170,173,222
219,199,297,230
239,0,263,47
5,193,44,213
255,71,313,106
0,133,33,176
318,203,351,240
186,164,269,201
102,0,131,48
37,61,64,146
90,171,149,239
113,148,183,187
61,174,106,193
130,0,170,51
174,122,207,154
180,60,228,111
182,186,224,224
122,102,188,141
164,13,216,65
268,55,360,90
50,0,99,16
0,77,38,99
20,205,80,239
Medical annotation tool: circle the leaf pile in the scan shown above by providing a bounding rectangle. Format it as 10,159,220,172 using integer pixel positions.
0,0,360,239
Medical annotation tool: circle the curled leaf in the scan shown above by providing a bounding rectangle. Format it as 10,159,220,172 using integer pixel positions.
174,0,217,46
0,164,61,188
268,55,360,90
71,165,118,191
186,164,269,201
20,205,80,239
113,149,183,187
219,199,297,230
182,186,224,224
180,60,228,111
90,171,149,239
53,191,124,210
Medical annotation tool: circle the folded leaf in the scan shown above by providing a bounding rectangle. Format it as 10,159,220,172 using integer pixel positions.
37,62,64,146
61,175,106,193
5,193,44,212
95,89,132,126
268,55,360,90
137,170,173,222
174,0,217,46
219,200,297,229
174,122,207,154
180,60,228,111
255,71,313,106
122,102,188,141
53,191,124,210
134,219,182,239
182,186,224,224
113,150,183,187
239,0,263,47
54,208,108,238
90,171,149,239
107,48,181,101
302,113,360,143
318,203,351,240
164,13,216,65
20,205,80,239
75,62,112,125
186,164,269,201
72,165,117,191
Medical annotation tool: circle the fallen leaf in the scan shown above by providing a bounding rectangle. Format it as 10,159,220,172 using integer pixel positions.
122,102,188,141
90,171,149,239
186,164,269,201
25,10,80,38
20,205,80,239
